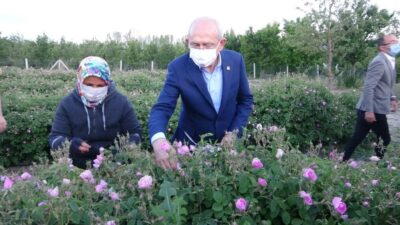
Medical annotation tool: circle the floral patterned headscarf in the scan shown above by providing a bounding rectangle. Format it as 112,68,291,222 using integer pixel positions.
77,56,111,95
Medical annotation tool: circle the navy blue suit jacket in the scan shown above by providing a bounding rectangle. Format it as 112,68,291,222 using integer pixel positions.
148,49,253,144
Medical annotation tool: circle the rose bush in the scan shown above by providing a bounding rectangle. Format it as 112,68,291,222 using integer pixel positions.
1,128,399,224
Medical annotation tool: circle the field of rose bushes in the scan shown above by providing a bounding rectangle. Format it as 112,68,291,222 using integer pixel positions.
1,67,400,224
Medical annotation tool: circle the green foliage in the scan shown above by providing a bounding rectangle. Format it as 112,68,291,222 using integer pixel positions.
1,129,400,224
250,75,357,149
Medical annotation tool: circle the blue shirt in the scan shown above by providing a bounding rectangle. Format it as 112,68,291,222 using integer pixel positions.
201,54,223,113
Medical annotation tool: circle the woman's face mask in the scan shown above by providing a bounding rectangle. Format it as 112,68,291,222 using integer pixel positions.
81,84,108,106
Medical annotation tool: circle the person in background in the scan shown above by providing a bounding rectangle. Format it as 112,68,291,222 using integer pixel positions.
0,98,7,133
342,34,399,161
148,17,253,170
49,56,142,168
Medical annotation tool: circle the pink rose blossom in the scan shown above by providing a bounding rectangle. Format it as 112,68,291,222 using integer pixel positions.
105,220,116,225
251,158,264,169
110,192,120,201
299,191,313,205
349,160,359,168
189,145,196,151
303,168,318,182
395,192,400,199
38,201,47,206
20,172,32,180
174,141,182,148
80,170,95,184
3,176,14,189
95,180,108,193
235,198,247,212
268,126,278,132
332,197,347,215
344,182,352,188
258,178,268,187
138,175,153,189
65,191,72,198
362,201,369,207
371,179,379,186
63,178,71,185
177,145,190,156
47,187,59,198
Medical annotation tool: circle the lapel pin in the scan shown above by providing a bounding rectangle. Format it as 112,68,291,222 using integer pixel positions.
227,66,230,71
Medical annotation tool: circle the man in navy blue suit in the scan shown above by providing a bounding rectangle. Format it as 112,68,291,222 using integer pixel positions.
148,17,253,169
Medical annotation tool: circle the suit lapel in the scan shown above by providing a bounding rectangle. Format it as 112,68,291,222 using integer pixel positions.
380,53,396,85
186,60,214,109
219,52,232,114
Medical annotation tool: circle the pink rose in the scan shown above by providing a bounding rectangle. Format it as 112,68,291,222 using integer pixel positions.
138,175,153,189
65,191,72,198
349,160,359,168
371,179,379,186
258,178,268,187
20,172,32,180
177,145,190,156
299,191,313,205
47,187,59,198
235,198,247,212
105,220,116,225
252,158,264,169
303,168,318,182
95,180,108,193
80,170,95,184
3,176,14,189
332,197,347,215
109,192,120,201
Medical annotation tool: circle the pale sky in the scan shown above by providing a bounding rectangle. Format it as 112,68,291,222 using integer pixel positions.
0,0,398,43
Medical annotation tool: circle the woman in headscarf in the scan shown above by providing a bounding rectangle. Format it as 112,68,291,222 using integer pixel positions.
49,56,142,168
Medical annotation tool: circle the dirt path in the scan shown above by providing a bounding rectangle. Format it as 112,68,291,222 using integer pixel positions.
387,110,400,143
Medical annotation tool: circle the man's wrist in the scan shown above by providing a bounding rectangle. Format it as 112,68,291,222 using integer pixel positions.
151,132,166,144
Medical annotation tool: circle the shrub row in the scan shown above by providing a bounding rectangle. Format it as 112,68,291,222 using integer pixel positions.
0,68,357,167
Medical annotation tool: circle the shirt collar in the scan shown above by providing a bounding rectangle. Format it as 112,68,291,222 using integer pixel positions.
383,52,396,68
200,53,222,72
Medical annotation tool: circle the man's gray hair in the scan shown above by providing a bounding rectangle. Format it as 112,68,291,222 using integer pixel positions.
187,17,223,39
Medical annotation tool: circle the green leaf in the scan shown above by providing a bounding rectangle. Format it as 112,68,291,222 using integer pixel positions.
281,210,291,225
68,199,79,212
212,191,224,203
238,174,250,194
159,180,177,198
212,203,224,212
31,207,44,223
270,198,280,218
70,211,81,224
291,218,303,225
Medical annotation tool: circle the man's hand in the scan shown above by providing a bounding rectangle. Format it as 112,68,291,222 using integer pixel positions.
221,132,237,149
390,100,398,112
364,111,376,123
152,138,177,170
0,115,7,133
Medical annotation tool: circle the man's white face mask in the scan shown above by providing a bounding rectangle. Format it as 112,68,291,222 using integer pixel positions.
189,43,220,67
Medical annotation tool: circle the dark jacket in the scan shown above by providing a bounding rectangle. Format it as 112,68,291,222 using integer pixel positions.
49,82,142,167
148,49,253,144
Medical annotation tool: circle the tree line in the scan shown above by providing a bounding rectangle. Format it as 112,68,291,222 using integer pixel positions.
0,0,399,83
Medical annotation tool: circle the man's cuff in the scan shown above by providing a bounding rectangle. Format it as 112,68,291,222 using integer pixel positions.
390,96,397,101
151,132,166,144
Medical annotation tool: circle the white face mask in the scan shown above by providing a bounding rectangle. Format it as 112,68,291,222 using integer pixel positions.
189,43,220,67
81,84,108,106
